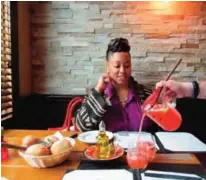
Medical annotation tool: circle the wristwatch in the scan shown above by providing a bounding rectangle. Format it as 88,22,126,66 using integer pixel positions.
192,81,199,99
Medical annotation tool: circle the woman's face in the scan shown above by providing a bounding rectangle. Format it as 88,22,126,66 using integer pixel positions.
107,52,132,85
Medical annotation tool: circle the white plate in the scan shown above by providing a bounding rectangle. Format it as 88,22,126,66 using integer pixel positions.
78,130,113,144
156,132,206,152
62,170,133,180
114,131,159,150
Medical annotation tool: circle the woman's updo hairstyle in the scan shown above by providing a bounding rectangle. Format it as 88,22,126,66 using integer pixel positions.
106,38,131,61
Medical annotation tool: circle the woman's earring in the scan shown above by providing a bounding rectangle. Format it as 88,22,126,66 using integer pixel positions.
106,69,108,74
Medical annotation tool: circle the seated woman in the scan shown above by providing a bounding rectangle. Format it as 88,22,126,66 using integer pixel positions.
75,38,154,132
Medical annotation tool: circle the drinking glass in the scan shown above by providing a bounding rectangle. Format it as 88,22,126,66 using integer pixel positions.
1,135,9,161
126,140,148,169
136,133,157,162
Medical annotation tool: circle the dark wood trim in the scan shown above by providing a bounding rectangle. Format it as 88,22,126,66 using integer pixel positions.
42,94,84,102
10,2,19,120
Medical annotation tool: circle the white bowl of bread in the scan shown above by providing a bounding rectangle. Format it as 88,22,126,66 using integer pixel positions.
19,132,75,168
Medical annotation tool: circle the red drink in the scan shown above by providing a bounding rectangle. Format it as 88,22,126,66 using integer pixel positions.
1,136,9,161
126,149,148,169
146,104,182,131
1,147,9,161
137,141,156,161
143,88,182,131
147,147,156,161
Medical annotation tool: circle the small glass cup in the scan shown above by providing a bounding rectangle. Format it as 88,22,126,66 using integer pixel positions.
1,147,9,161
1,136,9,161
126,141,149,169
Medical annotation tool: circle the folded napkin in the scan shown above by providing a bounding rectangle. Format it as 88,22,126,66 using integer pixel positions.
62,169,134,180
141,170,204,180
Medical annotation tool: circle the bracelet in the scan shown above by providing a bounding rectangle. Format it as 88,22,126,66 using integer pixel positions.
192,81,199,99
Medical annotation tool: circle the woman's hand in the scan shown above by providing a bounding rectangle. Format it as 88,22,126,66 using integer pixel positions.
95,74,111,94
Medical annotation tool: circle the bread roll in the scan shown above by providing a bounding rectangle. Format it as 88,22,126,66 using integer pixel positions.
51,139,72,155
25,144,51,156
22,135,40,147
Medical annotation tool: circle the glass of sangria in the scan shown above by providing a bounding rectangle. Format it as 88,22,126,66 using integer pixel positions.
137,134,157,162
126,140,149,169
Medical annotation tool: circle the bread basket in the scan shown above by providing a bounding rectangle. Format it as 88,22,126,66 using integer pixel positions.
19,138,75,168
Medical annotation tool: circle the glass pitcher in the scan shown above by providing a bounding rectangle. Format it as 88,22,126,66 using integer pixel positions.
142,88,182,131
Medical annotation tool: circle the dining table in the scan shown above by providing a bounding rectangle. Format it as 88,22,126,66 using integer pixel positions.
1,129,206,180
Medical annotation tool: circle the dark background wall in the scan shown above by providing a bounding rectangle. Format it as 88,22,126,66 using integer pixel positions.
3,94,206,143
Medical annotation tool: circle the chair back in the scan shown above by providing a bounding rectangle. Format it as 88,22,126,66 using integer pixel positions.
48,96,83,131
